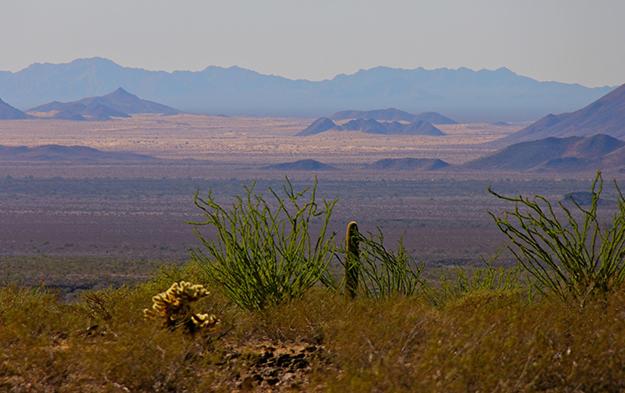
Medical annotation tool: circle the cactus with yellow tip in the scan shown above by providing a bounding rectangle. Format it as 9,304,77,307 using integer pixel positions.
144,281,219,334
345,221,360,298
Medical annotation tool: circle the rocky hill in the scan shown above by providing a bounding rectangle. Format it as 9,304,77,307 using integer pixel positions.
0,144,156,162
0,98,28,119
297,117,444,136
262,159,336,171
367,158,449,171
29,88,179,120
465,134,625,171
501,84,625,143
331,108,457,124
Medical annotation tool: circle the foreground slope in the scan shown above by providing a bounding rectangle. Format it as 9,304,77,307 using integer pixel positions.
502,83,625,143
3,269,625,391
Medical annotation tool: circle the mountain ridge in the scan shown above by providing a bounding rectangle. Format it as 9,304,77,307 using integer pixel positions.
0,98,29,119
0,144,156,162
367,158,449,171
297,117,444,136
331,108,457,124
262,159,337,171
500,83,625,143
29,88,179,120
465,134,625,171
0,58,612,121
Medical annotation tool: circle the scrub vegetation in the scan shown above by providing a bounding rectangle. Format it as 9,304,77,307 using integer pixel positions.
2,174,625,392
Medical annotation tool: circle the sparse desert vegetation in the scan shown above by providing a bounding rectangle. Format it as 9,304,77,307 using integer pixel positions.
0,114,518,164
2,1,624,390
4,176,625,391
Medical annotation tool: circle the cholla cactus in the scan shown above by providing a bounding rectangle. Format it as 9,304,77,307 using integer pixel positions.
144,281,219,334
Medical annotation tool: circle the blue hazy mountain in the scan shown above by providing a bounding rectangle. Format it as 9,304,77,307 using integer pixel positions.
262,159,337,171
500,83,625,143
30,88,179,120
464,134,625,171
297,117,444,136
0,58,613,121
0,144,155,162
367,158,450,171
331,108,457,124
0,98,29,119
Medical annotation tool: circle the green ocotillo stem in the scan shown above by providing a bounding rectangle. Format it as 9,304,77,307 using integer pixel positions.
345,221,360,298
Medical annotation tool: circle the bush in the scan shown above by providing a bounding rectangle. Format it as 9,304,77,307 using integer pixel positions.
190,178,336,310
489,172,625,305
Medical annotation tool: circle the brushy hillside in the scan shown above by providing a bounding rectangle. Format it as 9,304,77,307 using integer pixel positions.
3,173,625,391
3,269,625,392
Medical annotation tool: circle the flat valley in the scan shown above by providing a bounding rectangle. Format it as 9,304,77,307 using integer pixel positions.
0,115,612,290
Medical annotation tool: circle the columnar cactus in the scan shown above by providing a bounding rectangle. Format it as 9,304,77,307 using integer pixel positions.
345,221,360,298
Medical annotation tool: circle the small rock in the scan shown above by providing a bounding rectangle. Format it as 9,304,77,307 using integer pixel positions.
292,358,309,370
276,354,293,367
282,372,296,382
266,377,280,386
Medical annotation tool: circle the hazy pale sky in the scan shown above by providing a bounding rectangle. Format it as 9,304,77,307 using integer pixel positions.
1,0,623,87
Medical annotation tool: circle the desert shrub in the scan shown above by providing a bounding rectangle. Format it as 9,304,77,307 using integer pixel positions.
333,228,424,298
190,178,337,311
490,172,625,305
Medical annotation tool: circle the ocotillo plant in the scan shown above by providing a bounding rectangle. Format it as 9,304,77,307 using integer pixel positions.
345,221,360,298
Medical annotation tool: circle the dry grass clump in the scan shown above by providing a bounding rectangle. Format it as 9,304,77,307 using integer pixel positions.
3,272,625,391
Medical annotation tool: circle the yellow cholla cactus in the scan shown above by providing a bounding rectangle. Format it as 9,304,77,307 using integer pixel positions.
144,281,219,334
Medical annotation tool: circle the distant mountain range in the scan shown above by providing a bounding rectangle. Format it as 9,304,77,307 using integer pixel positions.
0,98,29,119
29,88,179,120
298,116,444,136
501,84,625,143
0,58,614,121
0,144,156,162
465,134,625,171
330,108,457,124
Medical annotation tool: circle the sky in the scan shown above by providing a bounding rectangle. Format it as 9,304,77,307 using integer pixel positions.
1,0,624,87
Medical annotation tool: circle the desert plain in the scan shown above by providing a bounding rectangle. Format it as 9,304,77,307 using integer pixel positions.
0,115,612,292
